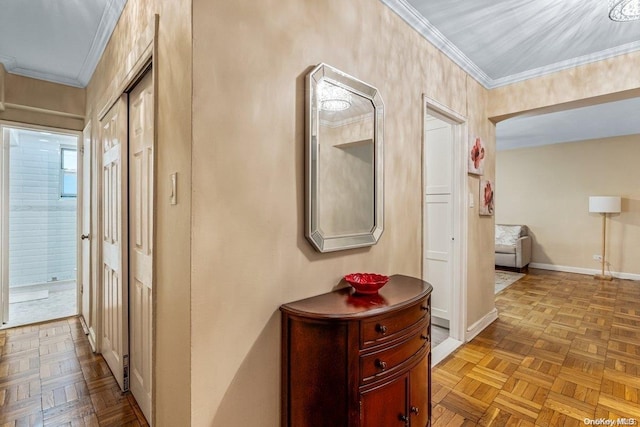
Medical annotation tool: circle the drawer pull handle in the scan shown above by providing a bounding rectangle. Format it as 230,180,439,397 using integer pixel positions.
421,333,430,342
375,324,388,334
399,414,409,422
421,305,429,312
375,359,387,371
411,406,420,415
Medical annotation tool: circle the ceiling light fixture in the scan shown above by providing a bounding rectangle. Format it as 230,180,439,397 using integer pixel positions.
609,0,640,21
317,80,352,111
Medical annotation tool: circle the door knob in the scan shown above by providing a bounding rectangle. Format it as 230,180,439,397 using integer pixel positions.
81,234,90,240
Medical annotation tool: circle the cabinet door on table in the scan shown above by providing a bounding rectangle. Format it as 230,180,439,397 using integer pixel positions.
409,354,430,427
360,375,409,427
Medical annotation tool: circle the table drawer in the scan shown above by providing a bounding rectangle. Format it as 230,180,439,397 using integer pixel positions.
361,297,429,349
360,323,430,384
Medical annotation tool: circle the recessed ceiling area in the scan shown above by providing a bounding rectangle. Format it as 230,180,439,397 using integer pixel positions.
496,97,640,151
0,0,127,88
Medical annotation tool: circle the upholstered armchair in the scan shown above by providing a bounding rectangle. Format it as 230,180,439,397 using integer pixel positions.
495,224,531,271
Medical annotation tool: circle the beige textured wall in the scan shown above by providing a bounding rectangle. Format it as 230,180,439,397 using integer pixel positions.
488,51,640,122
0,70,85,130
466,79,496,327
192,0,495,425
496,135,640,275
85,0,192,425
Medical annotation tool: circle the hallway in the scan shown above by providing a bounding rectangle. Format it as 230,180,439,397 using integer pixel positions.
0,317,148,426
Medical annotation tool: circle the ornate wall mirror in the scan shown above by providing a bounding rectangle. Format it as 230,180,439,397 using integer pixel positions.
305,63,384,252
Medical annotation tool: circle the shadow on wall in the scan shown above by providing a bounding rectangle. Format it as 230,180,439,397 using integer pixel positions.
211,311,281,427
526,228,552,265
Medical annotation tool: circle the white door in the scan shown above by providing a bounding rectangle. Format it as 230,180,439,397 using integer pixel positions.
424,116,453,324
81,122,92,330
128,71,154,423
100,95,129,391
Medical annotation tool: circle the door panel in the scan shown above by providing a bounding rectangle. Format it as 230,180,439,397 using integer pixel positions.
425,119,451,195
129,71,154,423
100,95,129,391
424,195,452,321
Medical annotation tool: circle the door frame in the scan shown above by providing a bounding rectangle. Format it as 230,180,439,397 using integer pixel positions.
422,96,468,361
0,120,82,325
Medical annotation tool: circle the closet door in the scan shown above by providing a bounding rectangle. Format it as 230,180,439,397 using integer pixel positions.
100,95,130,391
128,70,154,423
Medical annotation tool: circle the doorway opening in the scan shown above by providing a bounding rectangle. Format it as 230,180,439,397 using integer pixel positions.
423,97,467,365
1,124,80,328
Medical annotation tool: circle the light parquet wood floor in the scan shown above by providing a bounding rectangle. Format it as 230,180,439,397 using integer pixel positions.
432,269,640,427
0,317,148,426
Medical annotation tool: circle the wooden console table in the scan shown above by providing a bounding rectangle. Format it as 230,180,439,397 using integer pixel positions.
280,274,432,426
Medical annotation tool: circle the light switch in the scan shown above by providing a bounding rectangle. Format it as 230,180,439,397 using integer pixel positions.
468,192,475,208
170,173,177,205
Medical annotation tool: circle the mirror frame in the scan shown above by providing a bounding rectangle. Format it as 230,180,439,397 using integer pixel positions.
305,63,384,252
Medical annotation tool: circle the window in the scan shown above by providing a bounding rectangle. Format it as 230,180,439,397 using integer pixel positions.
60,147,77,198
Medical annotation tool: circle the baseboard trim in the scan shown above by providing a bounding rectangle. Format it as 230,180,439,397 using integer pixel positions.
432,337,463,367
466,308,498,342
88,327,97,353
529,263,640,281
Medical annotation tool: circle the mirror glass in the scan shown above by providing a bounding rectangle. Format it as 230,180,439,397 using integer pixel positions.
306,64,384,252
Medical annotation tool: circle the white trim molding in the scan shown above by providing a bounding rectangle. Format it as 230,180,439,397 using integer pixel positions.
76,0,128,87
466,308,498,342
530,263,640,281
432,338,463,367
381,0,492,88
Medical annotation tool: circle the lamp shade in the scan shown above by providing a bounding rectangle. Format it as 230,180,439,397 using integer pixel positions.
589,196,621,213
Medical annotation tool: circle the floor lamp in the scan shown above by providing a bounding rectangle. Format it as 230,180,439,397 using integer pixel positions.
589,196,621,281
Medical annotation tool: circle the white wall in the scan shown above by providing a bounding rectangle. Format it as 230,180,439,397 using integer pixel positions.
8,134,77,287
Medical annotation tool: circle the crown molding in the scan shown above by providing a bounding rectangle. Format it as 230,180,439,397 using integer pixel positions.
490,40,640,88
380,0,492,88
0,54,17,72
380,0,640,90
76,0,127,87
0,0,126,88
0,53,82,87
7,67,84,88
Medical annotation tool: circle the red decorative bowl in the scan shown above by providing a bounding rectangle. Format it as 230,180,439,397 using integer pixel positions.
344,273,390,295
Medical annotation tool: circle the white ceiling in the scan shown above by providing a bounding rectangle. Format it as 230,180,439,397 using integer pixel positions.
0,0,126,88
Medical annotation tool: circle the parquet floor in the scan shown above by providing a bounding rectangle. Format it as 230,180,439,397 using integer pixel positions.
0,317,148,426
432,268,640,427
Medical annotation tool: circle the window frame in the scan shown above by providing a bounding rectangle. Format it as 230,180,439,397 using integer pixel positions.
60,146,78,198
